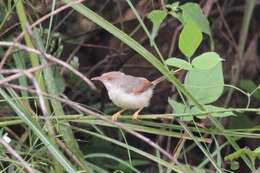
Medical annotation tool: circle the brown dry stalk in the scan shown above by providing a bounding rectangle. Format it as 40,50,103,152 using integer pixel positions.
0,0,85,69
0,41,96,90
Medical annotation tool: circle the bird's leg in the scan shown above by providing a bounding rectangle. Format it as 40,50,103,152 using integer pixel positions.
112,109,127,121
132,107,144,120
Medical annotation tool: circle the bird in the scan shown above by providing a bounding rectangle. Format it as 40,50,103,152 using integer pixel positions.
91,71,167,121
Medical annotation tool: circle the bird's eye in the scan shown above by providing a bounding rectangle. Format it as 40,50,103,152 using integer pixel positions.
106,76,115,80
103,74,115,81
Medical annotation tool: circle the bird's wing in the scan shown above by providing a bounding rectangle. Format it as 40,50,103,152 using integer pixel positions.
121,75,153,95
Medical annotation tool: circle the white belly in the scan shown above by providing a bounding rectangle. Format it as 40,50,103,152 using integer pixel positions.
107,87,153,109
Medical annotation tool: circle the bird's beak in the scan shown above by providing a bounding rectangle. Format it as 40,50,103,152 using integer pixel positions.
91,76,102,81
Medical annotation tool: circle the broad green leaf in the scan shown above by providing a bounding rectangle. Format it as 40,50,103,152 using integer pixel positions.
179,3,214,50
147,10,167,43
168,99,192,121
230,115,256,129
165,57,192,70
192,52,222,70
179,20,202,58
254,146,260,154
191,105,235,119
180,3,211,35
168,99,187,114
185,63,224,104
240,80,260,100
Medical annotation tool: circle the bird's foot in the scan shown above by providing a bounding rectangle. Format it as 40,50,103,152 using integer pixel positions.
132,107,143,120
132,112,139,120
112,109,127,121
112,112,120,121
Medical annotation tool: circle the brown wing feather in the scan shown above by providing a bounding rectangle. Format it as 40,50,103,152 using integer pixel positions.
129,78,153,95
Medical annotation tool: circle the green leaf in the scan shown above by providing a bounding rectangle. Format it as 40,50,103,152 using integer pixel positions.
192,52,222,70
166,2,182,22
166,2,180,12
230,161,240,171
180,3,211,35
230,115,256,129
224,147,260,163
147,10,167,43
69,56,80,69
168,99,187,114
191,105,235,119
240,80,260,100
179,3,214,50
185,63,224,104
165,58,192,70
53,69,66,94
254,147,260,155
254,146,260,154
179,20,202,58
168,99,192,121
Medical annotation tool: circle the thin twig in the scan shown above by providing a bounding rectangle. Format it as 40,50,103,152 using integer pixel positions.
22,71,56,138
216,2,238,51
0,63,53,86
203,0,216,17
0,0,85,69
0,41,96,90
167,26,181,58
55,138,85,168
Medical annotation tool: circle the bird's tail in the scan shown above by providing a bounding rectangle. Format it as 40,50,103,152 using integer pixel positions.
151,75,166,85
151,69,181,85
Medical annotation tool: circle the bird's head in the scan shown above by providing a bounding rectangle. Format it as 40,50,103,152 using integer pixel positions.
91,71,124,85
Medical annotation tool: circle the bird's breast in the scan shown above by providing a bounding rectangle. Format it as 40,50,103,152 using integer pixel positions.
107,86,153,109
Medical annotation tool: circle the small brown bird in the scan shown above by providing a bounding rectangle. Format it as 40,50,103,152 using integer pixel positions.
91,71,166,121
